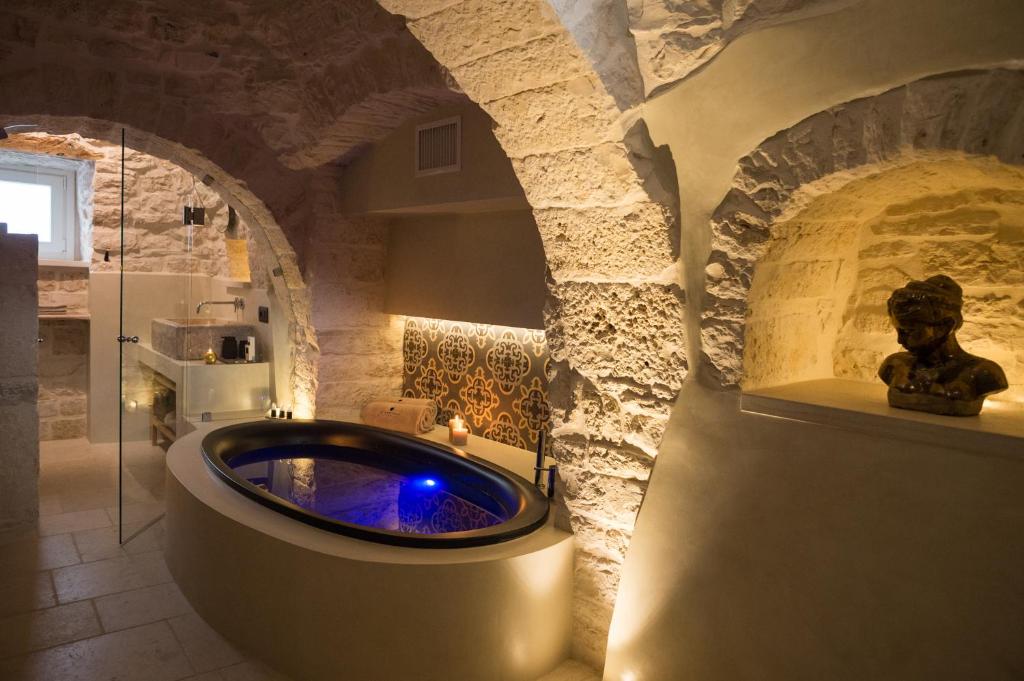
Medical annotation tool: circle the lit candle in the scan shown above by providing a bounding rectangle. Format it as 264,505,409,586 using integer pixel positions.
448,415,469,445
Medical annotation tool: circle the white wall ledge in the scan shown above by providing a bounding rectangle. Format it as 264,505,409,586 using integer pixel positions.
38,259,90,270
741,378,1024,459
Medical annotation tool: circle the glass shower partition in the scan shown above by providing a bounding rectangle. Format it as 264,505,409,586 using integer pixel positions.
117,128,280,543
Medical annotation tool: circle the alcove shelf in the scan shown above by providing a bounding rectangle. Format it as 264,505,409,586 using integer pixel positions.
741,378,1024,458
38,313,90,321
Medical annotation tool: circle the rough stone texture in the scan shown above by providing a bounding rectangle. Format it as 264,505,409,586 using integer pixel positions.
307,203,404,421
37,319,89,441
0,0,687,666
626,0,860,96
534,203,678,281
704,69,1024,389
0,233,38,534
827,158,1024,396
378,1,688,665
0,0,471,419
548,0,645,109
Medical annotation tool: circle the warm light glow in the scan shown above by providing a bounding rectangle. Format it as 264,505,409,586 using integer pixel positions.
292,389,315,420
448,415,469,445
407,315,545,337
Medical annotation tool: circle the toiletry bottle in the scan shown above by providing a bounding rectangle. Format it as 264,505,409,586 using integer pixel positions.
247,336,256,362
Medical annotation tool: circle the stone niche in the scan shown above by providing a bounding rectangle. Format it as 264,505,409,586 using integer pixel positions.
743,153,1024,402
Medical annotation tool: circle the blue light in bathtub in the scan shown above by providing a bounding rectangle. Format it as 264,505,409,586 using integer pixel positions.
231,449,505,534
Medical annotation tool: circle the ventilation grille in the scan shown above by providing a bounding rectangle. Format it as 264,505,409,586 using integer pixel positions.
416,116,461,176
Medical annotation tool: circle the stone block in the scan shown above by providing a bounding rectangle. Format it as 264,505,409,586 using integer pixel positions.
513,143,646,208
53,324,89,356
47,417,87,440
546,281,686,396
454,32,591,103
534,203,677,281
318,327,404,357
38,400,59,419
410,0,562,68
559,464,646,525
921,239,1022,287
484,77,619,157
553,435,654,481
59,396,88,417
753,259,842,302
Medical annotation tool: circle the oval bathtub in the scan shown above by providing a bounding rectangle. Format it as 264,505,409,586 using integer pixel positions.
165,420,573,681
200,420,550,548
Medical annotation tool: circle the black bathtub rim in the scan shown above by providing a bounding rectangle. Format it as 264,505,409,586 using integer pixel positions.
200,419,550,549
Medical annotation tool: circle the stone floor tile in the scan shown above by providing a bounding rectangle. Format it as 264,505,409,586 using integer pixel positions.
72,520,166,563
217,660,294,681
105,500,165,526
53,551,172,603
0,533,79,574
0,621,193,681
70,526,126,563
58,488,117,514
0,572,57,618
95,581,193,633
0,601,102,659
168,612,246,674
37,509,111,537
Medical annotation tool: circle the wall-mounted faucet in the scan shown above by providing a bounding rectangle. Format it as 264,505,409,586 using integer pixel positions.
196,297,245,315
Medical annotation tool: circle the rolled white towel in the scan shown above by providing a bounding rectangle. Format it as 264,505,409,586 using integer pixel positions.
360,399,436,435
394,397,437,426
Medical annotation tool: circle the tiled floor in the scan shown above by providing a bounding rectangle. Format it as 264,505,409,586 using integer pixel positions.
1,438,598,681
0,439,290,681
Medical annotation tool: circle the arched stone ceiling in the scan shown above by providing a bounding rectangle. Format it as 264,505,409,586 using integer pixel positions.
0,0,463,170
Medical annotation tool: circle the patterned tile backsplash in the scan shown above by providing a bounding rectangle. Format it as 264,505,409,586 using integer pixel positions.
402,317,552,454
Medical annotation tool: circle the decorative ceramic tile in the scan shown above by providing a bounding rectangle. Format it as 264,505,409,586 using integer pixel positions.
403,318,552,454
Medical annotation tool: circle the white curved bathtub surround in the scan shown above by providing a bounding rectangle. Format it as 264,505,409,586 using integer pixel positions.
165,422,573,681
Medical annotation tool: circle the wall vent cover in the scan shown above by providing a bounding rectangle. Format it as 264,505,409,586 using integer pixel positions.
415,116,461,176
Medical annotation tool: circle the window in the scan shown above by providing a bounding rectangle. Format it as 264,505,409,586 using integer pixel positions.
0,162,77,260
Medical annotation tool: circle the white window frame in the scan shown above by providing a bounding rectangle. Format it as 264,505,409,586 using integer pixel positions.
0,162,77,260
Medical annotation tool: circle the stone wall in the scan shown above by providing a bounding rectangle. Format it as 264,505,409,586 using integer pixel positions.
37,319,89,441
831,157,1024,392
378,0,688,665
308,195,404,421
704,69,1024,389
0,232,38,534
744,154,1024,393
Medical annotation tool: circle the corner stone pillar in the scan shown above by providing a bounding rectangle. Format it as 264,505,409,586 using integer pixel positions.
0,232,39,534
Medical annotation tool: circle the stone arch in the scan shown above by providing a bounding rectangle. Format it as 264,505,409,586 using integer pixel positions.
0,113,318,415
702,68,1024,388
376,0,687,666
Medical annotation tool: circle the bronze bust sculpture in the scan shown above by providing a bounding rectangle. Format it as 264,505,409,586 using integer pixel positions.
878,275,1007,416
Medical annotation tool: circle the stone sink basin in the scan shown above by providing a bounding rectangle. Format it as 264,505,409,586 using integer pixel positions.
151,318,255,361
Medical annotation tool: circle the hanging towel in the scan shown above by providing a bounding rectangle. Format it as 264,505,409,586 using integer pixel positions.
360,399,436,435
